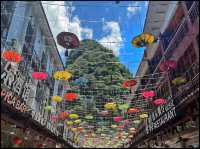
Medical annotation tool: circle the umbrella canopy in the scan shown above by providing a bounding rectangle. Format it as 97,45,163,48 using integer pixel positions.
2,50,22,63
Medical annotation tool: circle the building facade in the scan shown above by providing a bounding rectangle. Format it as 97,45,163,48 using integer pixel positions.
1,1,72,148
130,1,199,148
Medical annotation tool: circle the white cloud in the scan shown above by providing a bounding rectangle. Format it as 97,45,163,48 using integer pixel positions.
98,21,123,56
42,1,93,54
127,2,142,18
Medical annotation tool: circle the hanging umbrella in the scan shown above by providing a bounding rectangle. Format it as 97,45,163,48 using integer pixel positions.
98,110,109,116
128,108,140,113
53,70,72,80
32,72,48,80
139,113,148,119
2,50,22,63
85,115,93,120
132,119,141,124
122,79,137,89
142,90,155,98
64,93,78,101
74,119,82,124
69,113,79,119
124,119,129,125
44,106,53,111
153,98,167,105
118,103,129,112
172,77,187,85
131,32,156,48
104,102,117,111
56,32,79,57
51,96,62,102
59,111,69,119
159,60,177,72
114,116,122,122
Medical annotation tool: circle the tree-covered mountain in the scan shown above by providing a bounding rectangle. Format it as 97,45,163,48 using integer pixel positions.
65,39,133,127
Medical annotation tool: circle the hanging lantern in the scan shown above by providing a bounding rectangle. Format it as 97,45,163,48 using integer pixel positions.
2,50,22,63
44,106,52,111
12,136,23,145
104,102,117,111
142,90,155,98
53,70,72,80
69,113,79,119
85,115,93,120
153,98,167,105
56,32,79,49
172,77,187,85
128,108,140,113
32,72,48,80
51,96,62,102
118,103,129,111
131,32,156,48
114,116,122,122
122,79,137,89
59,112,69,119
139,113,148,119
159,60,177,72
64,93,78,101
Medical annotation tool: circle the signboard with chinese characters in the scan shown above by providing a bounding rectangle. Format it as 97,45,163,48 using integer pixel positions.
145,97,176,134
1,61,33,112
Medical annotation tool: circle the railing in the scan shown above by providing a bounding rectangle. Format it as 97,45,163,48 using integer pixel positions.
188,1,199,24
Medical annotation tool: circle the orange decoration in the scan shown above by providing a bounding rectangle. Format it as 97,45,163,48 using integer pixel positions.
2,50,22,63
122,79,137,88
59,112,69,119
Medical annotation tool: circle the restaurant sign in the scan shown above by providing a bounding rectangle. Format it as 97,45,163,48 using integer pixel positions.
146,97,176,134
1,61,32,112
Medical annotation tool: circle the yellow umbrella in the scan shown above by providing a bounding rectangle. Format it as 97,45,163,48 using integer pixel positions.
51,96,62,102
53,70,72,80
66,121,74,126
139,113,148,119
74,119,81,124
104,102,117,111
69,113,79,119
172,77,187,85
44,106,52,111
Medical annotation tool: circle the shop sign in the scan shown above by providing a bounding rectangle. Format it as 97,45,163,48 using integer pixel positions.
1,88,28,113
31,110,60,136
1,61,33,113
146,97,176,134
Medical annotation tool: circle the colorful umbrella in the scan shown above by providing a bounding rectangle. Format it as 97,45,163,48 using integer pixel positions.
114,116,122,122
153,98,167,105
64,93,78,101
118,103,129,112
32,72,48,80
159,60,177,72
2,50,22,63
53,70,72,80
104,102,117,111
131,32,156,48
51,96,62,102
142,90,155,98
44,106,53,111
122,79,137,89
139,113,148,119
128,108,140,113
172,77,187,85
69,113,79,119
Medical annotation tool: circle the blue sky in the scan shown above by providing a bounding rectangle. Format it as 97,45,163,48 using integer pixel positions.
42,1,148,76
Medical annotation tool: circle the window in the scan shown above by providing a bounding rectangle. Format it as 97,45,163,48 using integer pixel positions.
1,1,15,40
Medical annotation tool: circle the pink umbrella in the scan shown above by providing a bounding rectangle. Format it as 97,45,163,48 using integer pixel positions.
159,60,177,72
114,116,122,122
124,119,129,124
142,90,155,98
32,72,48,80
153,98,167,105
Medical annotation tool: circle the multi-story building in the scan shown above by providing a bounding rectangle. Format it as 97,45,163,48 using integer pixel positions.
1,1,72,148
130,1,199,148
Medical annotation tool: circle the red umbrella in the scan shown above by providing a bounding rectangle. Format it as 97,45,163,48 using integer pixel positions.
153,98,167,105
159,60,177,72
32,72,48,80
59,112,69,119
142,90,155,98
122,79,137,88
128,108,140,113
64,93,78,101
12,136,23,145
2,50,22,63
124,119,129,124
56,32,79,49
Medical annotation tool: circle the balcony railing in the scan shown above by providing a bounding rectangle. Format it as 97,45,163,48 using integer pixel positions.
188,1,199,24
